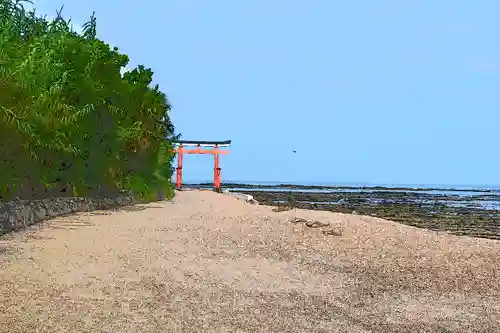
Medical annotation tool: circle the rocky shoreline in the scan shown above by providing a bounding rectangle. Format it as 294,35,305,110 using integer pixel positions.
213,182,499,193
195,183,500,240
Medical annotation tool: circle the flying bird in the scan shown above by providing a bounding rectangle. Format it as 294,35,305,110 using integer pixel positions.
293,150,297,153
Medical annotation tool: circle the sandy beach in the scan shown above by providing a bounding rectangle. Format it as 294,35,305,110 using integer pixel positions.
0,190,499,332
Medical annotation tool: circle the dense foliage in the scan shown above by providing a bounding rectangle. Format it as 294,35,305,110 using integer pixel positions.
0,0,177,201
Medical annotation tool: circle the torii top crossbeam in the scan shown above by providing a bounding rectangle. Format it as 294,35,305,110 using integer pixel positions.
172,140,231,191
174,140,231,147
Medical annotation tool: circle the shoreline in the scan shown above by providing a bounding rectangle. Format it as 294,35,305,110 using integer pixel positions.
2,191,500,332
192,182,500,193
182,183,500,241
241,189,500,240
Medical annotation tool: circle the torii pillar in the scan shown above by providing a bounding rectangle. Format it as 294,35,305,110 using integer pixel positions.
172,140,231,192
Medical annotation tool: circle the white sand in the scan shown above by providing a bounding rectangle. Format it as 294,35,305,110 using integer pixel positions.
0,190,499,332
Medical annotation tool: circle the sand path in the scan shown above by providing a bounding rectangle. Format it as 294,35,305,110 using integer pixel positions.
0,190,499,332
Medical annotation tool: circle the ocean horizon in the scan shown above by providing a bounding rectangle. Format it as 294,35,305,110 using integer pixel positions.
180,179,500,191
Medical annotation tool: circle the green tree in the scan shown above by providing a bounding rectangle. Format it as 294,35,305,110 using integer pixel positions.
0,0,177,201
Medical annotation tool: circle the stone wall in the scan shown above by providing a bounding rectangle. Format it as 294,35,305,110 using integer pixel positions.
0,194,135,235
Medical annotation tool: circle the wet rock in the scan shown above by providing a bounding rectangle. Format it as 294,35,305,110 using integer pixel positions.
290,217,308,224
322,228,343,236
305,220,330,228
273,206,291,212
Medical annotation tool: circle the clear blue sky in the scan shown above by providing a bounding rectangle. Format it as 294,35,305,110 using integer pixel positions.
36,0,500,186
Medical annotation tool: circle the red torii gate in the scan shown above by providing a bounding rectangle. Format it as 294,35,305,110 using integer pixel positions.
172,140,231,192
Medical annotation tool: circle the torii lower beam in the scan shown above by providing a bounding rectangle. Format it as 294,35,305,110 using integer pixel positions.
172,140,231,192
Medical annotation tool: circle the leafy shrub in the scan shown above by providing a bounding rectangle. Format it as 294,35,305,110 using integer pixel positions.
0,0,177,201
